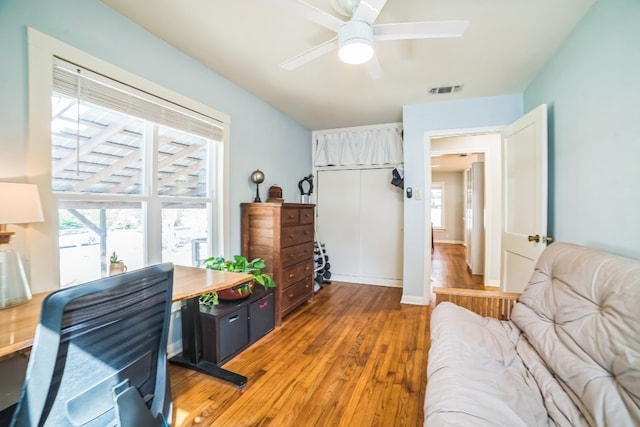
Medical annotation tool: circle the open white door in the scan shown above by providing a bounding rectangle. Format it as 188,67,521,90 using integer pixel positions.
501,104,551,293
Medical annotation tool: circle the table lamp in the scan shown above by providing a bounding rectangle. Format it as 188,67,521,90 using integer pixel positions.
0,182,44,309
250,169,265,203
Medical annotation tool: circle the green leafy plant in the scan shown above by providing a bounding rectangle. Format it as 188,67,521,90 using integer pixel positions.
199,255,275,307
110,251,121,264
199,291,219,307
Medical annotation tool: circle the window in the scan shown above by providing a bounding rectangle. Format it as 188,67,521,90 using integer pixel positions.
431,182,445,229
52,59,223,286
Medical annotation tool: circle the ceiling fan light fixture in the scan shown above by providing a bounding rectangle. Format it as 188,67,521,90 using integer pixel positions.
339,40,373,64
338,21,374,65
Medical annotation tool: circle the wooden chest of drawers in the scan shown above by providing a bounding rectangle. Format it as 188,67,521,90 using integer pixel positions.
241,203,315,325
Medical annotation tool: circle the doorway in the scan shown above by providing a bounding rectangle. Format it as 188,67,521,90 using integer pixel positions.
430,152,484,277
427,131,502,286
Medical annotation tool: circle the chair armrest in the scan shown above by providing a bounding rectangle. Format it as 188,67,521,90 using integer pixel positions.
433,287,521,320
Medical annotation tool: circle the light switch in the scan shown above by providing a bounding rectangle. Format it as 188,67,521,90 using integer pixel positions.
414,190,422,200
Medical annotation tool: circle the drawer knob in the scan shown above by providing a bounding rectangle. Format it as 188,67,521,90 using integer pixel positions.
289,273,295,278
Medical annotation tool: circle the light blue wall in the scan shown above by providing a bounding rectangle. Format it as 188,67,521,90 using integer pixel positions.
525,0,640,259
402,94,523,302
0,0,311,255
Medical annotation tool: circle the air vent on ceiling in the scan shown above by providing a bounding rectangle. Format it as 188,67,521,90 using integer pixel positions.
428,85,464,95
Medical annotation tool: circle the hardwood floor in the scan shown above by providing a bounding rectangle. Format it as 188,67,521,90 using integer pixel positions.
169,243,477,426
170,282,430,426
430,243,485,290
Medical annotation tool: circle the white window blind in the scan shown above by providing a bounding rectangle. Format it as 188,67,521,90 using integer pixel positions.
53,58,224,141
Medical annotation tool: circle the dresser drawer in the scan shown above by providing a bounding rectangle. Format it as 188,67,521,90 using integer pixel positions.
299,207,314,225
281,208,299,226
281,261,313,289
281,278,313,315
281,224,313,247
281,241,314,268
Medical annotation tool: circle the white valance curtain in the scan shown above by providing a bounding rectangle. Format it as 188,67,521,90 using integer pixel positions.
314,126,403,167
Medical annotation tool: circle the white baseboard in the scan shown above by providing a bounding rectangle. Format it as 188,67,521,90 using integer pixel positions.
400,294,430,305
329,274,403,288
433,239,465,245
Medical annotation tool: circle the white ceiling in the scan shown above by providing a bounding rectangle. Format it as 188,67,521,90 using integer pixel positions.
432,153,479,172
100,0,595,131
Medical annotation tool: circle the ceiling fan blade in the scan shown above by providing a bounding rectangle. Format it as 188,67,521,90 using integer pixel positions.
373,20,469,40
352,0,387,24
272,0,344,32
364,54,384,80
280,37,339,70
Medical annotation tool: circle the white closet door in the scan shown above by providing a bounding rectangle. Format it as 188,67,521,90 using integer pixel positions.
316,168,403,286
316,169,361,278
359,168,403,281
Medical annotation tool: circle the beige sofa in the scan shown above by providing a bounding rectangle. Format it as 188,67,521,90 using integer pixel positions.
425,242,640,426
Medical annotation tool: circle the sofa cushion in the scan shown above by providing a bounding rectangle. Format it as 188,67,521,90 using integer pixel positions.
425,302,549,426
511,242,640,426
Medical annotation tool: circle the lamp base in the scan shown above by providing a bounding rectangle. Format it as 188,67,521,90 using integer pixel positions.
0,243,32,309
254,183,262,203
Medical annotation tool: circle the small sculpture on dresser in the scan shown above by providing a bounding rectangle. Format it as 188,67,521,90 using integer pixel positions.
267,185,284,203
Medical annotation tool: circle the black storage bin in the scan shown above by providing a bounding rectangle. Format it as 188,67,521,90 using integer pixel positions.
201,305,248,364
249,292,275,344
218,306,249,361
200,287,274,365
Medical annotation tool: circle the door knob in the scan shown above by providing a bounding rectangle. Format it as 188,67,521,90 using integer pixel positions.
528,234,553,243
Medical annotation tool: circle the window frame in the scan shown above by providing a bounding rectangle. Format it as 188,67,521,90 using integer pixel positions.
431,181,445,230
27,28,230,291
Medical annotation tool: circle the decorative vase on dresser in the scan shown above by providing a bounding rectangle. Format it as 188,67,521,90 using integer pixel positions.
241,202,315,325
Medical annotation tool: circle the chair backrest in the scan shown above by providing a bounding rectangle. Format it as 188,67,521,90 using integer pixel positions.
11,263,174,427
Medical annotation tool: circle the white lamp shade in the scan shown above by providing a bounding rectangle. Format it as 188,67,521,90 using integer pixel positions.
0,182,44,224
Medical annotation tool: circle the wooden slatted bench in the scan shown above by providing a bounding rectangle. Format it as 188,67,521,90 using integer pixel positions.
433,287,521,321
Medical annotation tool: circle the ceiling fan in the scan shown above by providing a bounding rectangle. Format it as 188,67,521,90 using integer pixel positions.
274,0,468,79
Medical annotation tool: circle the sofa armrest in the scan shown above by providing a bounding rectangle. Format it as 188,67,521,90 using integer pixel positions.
433,287,521,320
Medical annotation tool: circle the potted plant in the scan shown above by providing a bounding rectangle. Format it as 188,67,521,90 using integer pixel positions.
109,251,127,276
199,255,275,306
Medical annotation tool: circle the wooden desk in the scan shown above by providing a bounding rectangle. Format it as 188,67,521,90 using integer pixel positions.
0,292,51,362
170,266,253,387
0,265,252,385
172,265,251,302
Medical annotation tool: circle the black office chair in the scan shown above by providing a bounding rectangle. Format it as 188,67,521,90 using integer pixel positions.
10,263,174,427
